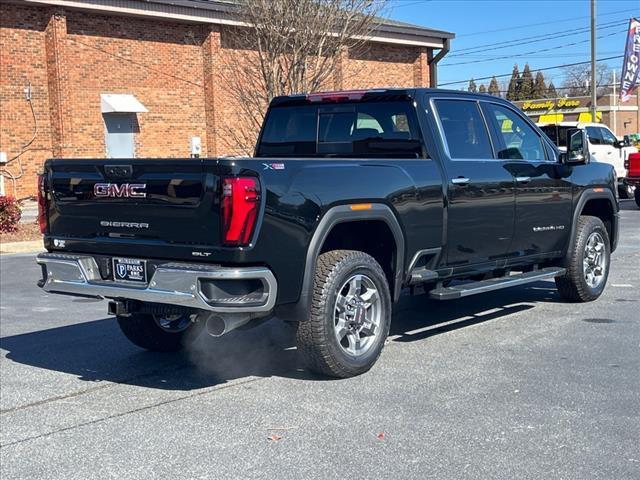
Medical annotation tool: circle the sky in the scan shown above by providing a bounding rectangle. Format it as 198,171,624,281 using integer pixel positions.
386,0,637,91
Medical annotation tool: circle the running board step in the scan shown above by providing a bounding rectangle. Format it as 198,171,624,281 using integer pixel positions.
409,267,439,285
429,267,566,300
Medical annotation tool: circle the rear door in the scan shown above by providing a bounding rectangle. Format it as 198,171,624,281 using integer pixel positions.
481,102,572,257
432,98,516,266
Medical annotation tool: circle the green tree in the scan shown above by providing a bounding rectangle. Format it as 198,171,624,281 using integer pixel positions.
479,84,487,93
468,78,477,93
520,63,534,100
532,71,547,99
488,76,500,97
506,64,520,100
546,81,558,98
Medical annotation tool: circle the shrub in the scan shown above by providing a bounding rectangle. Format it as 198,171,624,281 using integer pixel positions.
0,196,22,233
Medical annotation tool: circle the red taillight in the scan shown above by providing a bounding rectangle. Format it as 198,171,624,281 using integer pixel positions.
37,174,48,234
221,177,260,246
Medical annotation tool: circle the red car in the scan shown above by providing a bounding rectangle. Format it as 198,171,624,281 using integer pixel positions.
625,152,640,207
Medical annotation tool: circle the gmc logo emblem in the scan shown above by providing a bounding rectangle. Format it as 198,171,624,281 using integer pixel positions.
94,183,147,198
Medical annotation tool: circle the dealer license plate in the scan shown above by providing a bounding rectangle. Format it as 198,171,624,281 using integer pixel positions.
112,258,148,284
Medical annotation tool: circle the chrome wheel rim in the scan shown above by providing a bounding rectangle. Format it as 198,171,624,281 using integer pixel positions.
333,274,381,357
154,314,193,333
583,232,607,289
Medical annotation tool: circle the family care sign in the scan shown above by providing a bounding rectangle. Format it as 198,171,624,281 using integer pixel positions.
620,17,640,103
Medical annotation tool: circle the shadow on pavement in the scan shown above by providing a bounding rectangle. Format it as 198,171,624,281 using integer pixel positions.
1,281,559,392
619,198,639,211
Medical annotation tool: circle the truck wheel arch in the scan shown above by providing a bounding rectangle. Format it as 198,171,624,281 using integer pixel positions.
568,188,618,255
276,204,405,322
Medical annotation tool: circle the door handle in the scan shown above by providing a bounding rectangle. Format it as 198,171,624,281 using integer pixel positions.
451,177,470,186
516,176,531,184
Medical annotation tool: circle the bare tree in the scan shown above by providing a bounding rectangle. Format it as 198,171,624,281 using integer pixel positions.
561,62,611,97
218,0,382,155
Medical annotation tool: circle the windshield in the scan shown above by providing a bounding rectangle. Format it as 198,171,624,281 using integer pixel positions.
257,101,423,158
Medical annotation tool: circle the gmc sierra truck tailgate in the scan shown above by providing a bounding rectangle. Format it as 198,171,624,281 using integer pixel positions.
44,158,259,252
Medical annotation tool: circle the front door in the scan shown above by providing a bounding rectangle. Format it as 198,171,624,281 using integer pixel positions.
481,102,572,257
433,99,516,266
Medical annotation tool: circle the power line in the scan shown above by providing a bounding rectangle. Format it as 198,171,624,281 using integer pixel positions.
449,19,625,56
453,50,620,59
451,7,637,38
441,29,626,67
472,83,620,94
439,55,624,87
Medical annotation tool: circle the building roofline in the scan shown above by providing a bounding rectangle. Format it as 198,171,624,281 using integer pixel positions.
147,0,455,39
14,0,454,47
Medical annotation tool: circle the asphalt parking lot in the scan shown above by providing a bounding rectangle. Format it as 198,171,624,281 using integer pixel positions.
1,200,639,480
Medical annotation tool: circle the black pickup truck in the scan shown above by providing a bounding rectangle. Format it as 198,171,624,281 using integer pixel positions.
36,89,619,378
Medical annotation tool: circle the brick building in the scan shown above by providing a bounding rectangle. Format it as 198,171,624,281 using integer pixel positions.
0,0,454,198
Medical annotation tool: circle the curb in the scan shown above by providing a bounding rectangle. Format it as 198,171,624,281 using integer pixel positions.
0,240,44,255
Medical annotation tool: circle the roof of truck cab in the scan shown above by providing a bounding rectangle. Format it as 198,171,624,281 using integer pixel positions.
271,87,511,106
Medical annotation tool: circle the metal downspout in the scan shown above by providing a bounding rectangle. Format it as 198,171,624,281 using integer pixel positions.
429,38,450,88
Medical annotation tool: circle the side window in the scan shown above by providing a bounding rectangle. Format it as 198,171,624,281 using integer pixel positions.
434,100,493,159
586,126,603,145
483,103,545,160
599,127,618,146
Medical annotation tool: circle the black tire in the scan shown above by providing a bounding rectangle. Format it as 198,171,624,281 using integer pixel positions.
296,250,392,378
555,215,610,302
116,312,203,352
635,187,640,208
618,183,633,200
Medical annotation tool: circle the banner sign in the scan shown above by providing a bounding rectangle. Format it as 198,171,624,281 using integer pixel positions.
620,17,640,102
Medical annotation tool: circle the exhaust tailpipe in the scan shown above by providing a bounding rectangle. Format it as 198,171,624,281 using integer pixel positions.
204,314,251,337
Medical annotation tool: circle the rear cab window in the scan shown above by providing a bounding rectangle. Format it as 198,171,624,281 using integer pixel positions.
540,125,578,149
257,100,423,158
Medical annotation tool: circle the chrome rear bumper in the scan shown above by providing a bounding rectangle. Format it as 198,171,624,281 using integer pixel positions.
36,253,277,313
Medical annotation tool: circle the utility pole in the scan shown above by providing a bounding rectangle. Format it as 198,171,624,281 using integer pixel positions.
590,0,597,121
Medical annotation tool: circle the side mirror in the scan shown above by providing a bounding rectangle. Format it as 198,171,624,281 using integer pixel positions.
561,128,589,164
615,140,626,149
